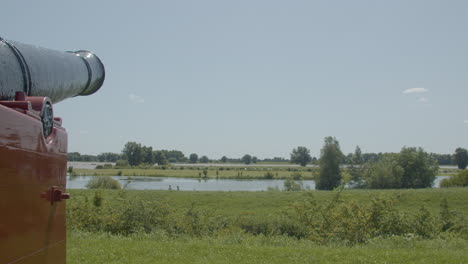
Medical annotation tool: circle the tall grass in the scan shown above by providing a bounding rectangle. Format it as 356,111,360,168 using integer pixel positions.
67,188,468,244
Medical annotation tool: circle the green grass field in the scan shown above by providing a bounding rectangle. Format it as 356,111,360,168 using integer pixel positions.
66,188,468,263
68,188,468,216
68,231,467,264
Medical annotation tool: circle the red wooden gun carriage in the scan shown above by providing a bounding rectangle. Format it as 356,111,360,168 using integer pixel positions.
0,37,105,263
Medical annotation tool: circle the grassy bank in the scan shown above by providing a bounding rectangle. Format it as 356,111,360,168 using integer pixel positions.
72,166,318,179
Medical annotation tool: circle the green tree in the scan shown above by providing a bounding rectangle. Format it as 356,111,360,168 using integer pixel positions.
97,152,122,162
67,152,81,161
252,156,258,164
353,145,363,165
161,150,186,163
453,148,468,169
290,146,312,167
122,142,143,166
348,146,364,184
316,137,343,190
362,154,404,189
242,154,252,165
189,153,198,163
153,151,167,165
199,155,209,163
398,147,438,188
141,146,154,164
220,156,228,163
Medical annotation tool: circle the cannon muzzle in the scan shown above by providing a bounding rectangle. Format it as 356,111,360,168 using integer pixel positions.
0,37,105,103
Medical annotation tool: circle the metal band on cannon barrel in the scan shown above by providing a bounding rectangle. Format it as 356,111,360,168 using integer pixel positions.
0,37,105,103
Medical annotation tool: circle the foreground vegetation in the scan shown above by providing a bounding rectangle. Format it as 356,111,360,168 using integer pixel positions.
67,188,468,263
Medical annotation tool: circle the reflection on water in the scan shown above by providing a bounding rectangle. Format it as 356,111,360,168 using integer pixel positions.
67,175,450,191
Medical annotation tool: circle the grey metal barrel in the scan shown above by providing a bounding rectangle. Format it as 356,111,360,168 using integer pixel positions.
0,37,105,103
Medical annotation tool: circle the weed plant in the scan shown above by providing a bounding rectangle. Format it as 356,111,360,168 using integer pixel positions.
67,188,467,245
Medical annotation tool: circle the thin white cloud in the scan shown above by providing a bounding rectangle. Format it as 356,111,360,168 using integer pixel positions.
464,120,468,124
418,97,428,102
129,93,145,103
402,87,428,94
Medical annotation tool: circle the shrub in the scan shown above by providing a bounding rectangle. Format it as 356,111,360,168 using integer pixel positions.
115,159,129,167
93,191,103,207
66,189,467,244
291,172,303,180
440,170,468,188
283,178,302,191
290,190,458,244
67,196,172,235
264,172,274,179
86,176,121,189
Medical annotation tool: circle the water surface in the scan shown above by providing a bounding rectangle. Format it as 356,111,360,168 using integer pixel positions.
67,175,449,191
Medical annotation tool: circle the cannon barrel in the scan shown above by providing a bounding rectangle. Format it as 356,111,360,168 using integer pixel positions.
0,37,105,103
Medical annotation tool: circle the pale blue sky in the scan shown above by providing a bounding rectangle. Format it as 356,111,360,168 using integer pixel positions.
3,0,467,158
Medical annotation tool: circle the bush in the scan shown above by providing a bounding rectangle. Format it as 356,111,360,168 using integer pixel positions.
115,159,129,167
291,172,303,180
283,178,302,191
264,172,274,179
86,176,121,189
290,190,463,244
67,196,172,235
440,170,468,188
67,189,467,244
95,163,112,169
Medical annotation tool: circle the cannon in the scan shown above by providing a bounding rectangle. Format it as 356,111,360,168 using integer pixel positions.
0,37,105,103
0,37,105,264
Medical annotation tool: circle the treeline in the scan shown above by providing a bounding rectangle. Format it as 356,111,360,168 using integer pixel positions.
342,152,455,166
67,143,462,167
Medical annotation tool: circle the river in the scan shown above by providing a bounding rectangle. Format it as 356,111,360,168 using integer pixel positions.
67,175,450,191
